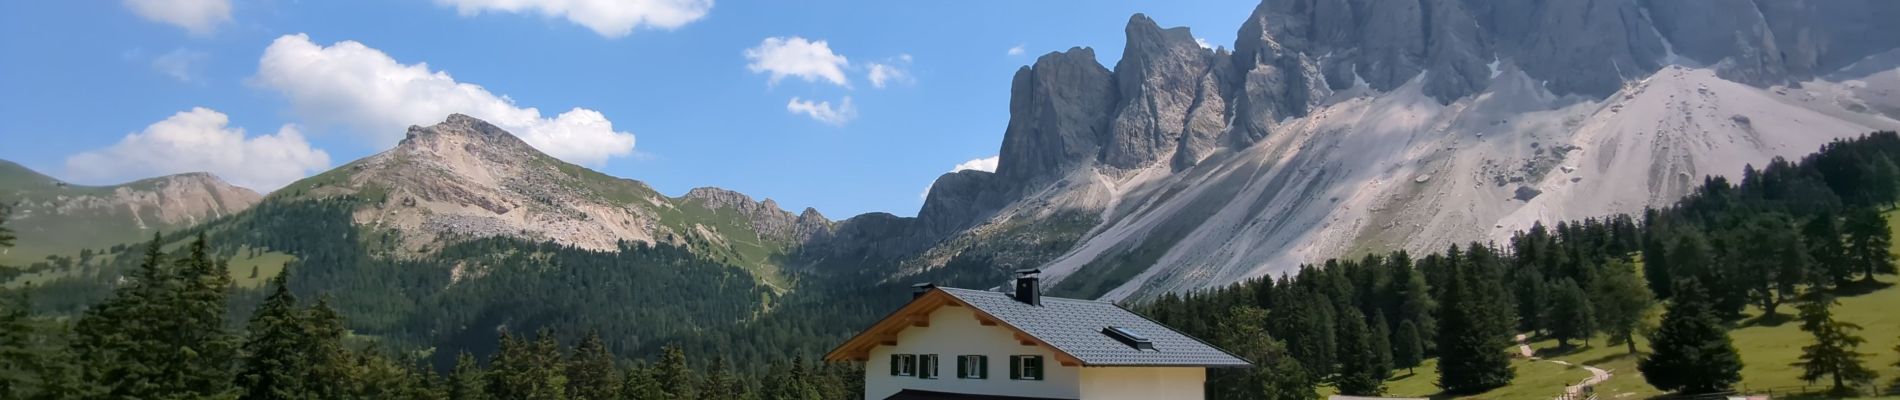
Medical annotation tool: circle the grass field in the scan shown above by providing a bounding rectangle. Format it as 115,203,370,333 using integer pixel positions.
1320,355,1594,399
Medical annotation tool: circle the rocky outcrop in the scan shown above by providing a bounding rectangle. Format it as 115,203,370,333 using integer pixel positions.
682,187,830,244
0,160,261,260
995,48,1117,186
1104,14,1221,169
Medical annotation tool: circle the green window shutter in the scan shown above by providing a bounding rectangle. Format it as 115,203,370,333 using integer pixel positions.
921,355,934,379
890,354,901,376
1026,356,1043,380
1009,356,1022,380
979,356,989,379
957,356,967,378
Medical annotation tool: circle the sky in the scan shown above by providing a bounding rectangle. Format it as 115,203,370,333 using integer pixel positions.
0,0,1256,218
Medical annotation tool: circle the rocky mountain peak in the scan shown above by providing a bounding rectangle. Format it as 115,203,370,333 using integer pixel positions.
994,47,1116,185
397,114,537,159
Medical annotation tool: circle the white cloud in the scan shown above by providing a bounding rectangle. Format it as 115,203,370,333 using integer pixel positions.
1007,44,1026,56
1195,38,1212,49
254,34,636,166
152,48,207,82
951,156,999,173
66,107,330,191
866,54,914,89
746,37,850,87
123,0,231,35
785,96,857,126
434,0,711,38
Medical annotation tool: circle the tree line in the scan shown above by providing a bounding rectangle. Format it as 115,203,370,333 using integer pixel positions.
1137,131,1900,398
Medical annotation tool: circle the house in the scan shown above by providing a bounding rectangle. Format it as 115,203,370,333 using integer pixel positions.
825,270,1251,400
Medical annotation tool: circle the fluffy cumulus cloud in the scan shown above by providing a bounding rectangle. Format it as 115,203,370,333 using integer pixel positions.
785,97,857,126
434,0,711,38
123,0,232,35
746,37,851,87
254,34,636,166
1007,44,1026,56
66,107,330,191
866,54,914,89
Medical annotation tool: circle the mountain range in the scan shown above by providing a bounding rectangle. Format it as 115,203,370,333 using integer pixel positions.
12,0,1900,306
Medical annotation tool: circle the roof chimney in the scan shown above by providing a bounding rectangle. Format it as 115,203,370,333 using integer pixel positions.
1014,269,1041,306
911,282,936,299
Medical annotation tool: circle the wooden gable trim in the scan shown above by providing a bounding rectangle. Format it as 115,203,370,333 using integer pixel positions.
823,288,1088,367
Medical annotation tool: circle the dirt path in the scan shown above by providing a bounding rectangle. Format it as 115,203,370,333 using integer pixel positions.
1515,334,1613,400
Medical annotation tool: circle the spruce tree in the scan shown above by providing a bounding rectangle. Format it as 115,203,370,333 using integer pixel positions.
1207,307,1313,400
1793,294,1877,395
696,357,744,400
1805,211,1853,287
1333,308,1383,396
1434,245,1516,395
304,296,351,400
448,352,489,400
1591,261,1654,354
655,345,697,399
72,234,240,399
1369,311,1394,379
1547,278,1595,348
760,359,818,400
566,332,618,400
1389,254,1437,353
1392,320,1424,374
1639,281,1743,394
619,364,666,400
238,272,310,400
1844,206,1895,284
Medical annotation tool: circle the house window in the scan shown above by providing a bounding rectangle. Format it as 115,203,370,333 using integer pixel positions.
957,355,989,379
890,354,917,376
1009,355,1044,381
919,354,940,379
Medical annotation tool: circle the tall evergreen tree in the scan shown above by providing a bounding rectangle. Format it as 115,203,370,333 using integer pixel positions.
1793,294,1877,395
1805,211,1854,287
1546,278,1595,348
654,345,697,399
566,331,619,400
238,272,310,400
759,359,818,400
1639,281,1743,395
1333,308,1383,396
1591,261,1654,353
448,352,489,400
1388,253,1436,354
304,296,351,400
1369,311,1394,379
72,234,240,399
1434,245,1516,395
618,364,666,400
1208,307,1313,400
1844,206,1896,284
696,357,745,400
1392,320,1424,374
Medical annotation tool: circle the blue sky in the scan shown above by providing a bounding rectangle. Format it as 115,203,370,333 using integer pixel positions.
0,0,1254,218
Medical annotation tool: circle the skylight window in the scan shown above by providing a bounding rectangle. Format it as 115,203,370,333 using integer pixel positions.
1103,326,1155,351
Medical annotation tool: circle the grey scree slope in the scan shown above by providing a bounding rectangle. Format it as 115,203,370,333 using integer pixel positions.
937,287,1251,367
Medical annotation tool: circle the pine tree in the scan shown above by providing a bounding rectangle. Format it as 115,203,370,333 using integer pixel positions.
1844,206,1895,284
238,272,310,400
1388,253,1437,354
1805,211,1854,287
72,234,240,399
1639,281,1743,394
1434,245,1516,395
304,296,352,400
0,291,34,399
566,332,618,400
1369,311,1394,379
619,364,666,400
448,352,489,400
1591,261,1654,354
696,357,744,400
1392,320,1424,374
1793,294,1877,395
1333,308,1384,396
1208,307,1313,400
760,359,818,400
655,345,697,399
1546,278,1595,348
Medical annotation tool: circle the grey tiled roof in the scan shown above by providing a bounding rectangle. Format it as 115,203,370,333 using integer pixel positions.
938,287,1252,367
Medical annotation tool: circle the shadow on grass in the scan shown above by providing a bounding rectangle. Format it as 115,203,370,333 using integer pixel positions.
1532,343,1592,358
1829,278,1894,297
1578,351,1642,368
1741,311,1793,327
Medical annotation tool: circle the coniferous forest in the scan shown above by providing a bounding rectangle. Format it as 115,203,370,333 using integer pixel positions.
3,131,1900,399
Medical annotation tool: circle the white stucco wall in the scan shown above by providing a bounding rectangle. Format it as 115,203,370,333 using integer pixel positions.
1077,366,1206,400
864,306,1082,400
